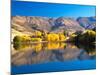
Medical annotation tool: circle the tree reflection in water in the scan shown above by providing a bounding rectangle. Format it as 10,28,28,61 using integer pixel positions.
12,42,96,66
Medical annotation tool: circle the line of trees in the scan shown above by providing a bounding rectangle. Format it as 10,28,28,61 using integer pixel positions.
13,30,67,44
13,29,96,45
69,30,96,44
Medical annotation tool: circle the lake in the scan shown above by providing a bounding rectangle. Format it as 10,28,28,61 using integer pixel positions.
11,42,96,74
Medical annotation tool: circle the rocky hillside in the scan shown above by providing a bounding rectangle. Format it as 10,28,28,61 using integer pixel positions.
11,16,52,31
11,16,95,40
77,16,96,29
52,17,84,32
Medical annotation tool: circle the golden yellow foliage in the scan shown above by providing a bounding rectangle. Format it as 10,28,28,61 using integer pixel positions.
45,33,67,42
70,34,77,38
46,33,59,42
32,43,42,52
21,35,31,41
13,42,67,52
59,33,67,41
31,38,42,42
47,42,60,50
34,31,42,37
59,43,67,49
84,30,96,36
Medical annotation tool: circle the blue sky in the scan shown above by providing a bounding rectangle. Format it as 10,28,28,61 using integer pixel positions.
11,1,96,18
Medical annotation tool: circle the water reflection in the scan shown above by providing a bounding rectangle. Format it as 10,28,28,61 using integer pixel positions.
75,43,96,56
13,42,67,52
12,42,96,66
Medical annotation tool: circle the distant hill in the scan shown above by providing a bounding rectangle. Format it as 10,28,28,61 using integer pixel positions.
52,17,84,32
77,16,96,29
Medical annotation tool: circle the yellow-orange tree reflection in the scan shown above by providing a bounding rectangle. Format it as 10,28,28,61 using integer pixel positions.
13,42,68,52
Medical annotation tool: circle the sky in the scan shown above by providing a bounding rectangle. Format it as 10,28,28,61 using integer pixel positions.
11,0,96,18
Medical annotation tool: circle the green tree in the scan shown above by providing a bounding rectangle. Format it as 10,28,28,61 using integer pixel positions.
13,36,22,43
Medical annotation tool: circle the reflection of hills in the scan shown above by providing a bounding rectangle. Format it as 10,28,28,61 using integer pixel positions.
12,43,95,66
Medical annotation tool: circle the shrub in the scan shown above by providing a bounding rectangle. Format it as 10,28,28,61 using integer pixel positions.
31,38,42,42
13,36,22,43
69,30,96,43
78,30,96,43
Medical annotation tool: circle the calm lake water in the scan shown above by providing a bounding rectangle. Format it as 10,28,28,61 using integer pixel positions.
11,42,96,74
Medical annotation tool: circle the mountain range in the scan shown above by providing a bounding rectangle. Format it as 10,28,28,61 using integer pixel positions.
11,16,96,40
